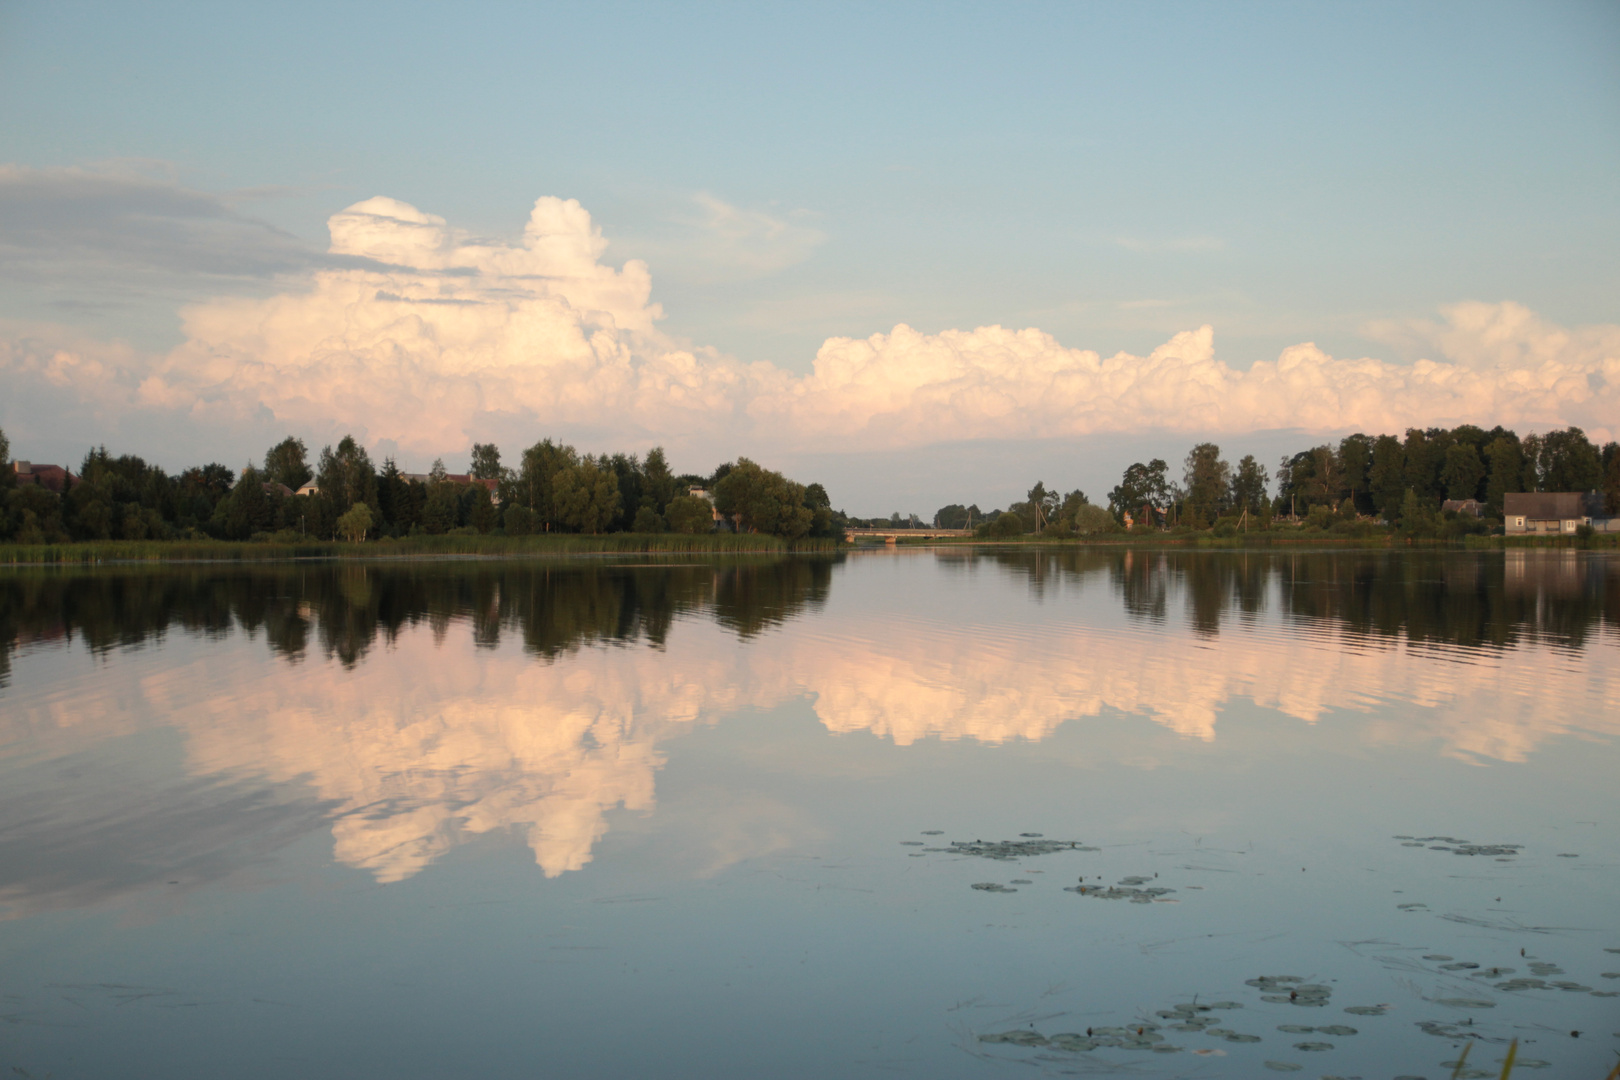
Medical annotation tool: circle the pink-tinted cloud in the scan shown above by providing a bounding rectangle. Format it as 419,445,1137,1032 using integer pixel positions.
3,192,1616,460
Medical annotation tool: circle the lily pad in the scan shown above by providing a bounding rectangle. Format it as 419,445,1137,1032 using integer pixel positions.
1293,1041,1333,1051
1316,1025,1357,1036
1434,997,1494,1008
1263,1062,1303,1071
1439,962,1479,971
970,882,1016,893
1422,954,1453,960
900,841,924,846
979,1030,1047,1046
920,830,943,835
1276,1024,1315,1033
1344,1005,1389,1016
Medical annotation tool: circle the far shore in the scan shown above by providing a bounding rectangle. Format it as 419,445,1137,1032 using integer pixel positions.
2,529,1615,566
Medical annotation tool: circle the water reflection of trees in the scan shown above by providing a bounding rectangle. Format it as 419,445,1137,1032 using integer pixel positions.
984,548,1618,649
0,558,839,684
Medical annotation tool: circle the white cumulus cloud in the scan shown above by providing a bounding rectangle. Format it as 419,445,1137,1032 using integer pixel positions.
2,190,1616,463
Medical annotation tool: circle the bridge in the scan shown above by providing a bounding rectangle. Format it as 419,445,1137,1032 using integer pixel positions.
844,528,974,543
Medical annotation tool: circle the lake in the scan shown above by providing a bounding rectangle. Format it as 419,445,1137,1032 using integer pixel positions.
1,549,1617,1079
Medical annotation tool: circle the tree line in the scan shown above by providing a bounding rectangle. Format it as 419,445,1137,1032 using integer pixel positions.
928,425,1620,539
0,426,846,544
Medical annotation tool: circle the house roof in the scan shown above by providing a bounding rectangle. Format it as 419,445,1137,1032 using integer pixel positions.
10,461,73,493
1503,491,1602,518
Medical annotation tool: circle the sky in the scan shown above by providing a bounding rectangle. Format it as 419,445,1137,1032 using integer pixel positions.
1,0,1617,514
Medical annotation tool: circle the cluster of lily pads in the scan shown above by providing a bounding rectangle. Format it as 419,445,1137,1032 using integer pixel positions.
1410,952,1619,999
977,974,1397,1064
1248,974,1333,1008
978,1022,1179,1053
924,834,1098,860
1393,835,1523,858
1063,875,1176,903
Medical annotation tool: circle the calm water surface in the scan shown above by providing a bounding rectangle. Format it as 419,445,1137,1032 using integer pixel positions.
1,549,1617,1078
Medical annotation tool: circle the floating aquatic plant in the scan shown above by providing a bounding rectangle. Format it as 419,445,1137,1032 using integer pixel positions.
930,838,1090,859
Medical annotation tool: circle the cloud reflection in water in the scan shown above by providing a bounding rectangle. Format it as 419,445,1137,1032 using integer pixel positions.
0,552,1614,896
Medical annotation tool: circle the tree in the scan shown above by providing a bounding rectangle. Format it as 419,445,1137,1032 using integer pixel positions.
1229,454,1270,515
422,484,458,534
1603,442,1620,514
1532,427,1602,492
429,457,449,486
336,501,374,542
212,464,276,540
316,436,377,515
632,506,665,532
713,458,813,539
263,436,312,492
1398,488,1437,537
666,495,714,534
641,446,679,515
0,426,11,489
1107,459,1170,522
468,484,496,533
470,443,502,480
1072,503,1115,535
1024,481,1058,532
1368,435,1406,518
1439,443,1486,501
1484,436,1523,515
553,456,622,533
984,512,1024,538
517,438,578,529
503,504,537,535
1338,434,1374,512
1183,443,1231,524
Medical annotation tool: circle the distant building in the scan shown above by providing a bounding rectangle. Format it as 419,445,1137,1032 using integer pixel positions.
1440,498,1483,518
1502,492,1617,534
686,486,733,528
9,461,73,493
296,481,321,497
393,472,500,504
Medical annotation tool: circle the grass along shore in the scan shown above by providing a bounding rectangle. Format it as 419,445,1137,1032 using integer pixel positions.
0,532,843,565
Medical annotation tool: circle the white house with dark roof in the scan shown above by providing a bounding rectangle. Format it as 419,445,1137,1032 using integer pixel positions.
1502,491,1616,534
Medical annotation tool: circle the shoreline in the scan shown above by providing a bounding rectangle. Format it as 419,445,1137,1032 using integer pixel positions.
0,533,842,566
4,531,1615,566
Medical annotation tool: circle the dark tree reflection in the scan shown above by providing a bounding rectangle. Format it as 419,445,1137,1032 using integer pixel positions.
979,548,1617,650
0,557,842,684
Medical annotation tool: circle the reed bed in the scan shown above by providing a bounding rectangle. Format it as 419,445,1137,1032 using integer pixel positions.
0,533,841,565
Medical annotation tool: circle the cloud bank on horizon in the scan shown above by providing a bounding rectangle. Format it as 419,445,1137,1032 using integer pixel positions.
4,191,1617,461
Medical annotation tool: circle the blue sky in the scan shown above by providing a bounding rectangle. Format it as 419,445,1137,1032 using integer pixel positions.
1,1,1617,511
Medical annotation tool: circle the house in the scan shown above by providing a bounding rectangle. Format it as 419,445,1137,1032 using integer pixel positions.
686,485,730,528
10,461,75,493
1502,492,1618,534
296,481,321,497
398,473,500,500
1441,498,1483,518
